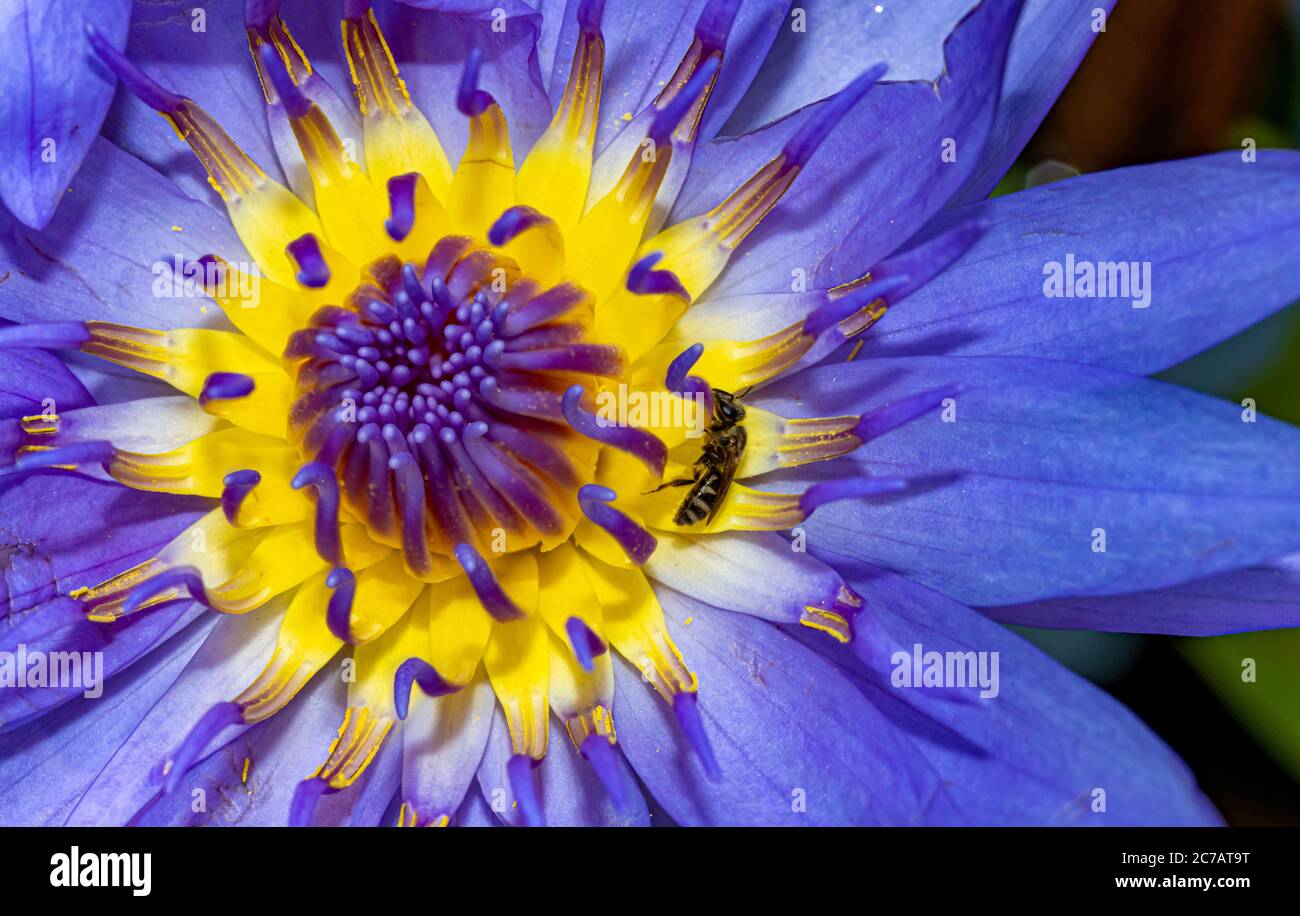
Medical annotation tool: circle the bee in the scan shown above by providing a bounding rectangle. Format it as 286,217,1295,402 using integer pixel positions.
652,388,748,527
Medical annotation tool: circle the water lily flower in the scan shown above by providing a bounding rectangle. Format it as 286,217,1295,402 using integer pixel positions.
1,0,1299,827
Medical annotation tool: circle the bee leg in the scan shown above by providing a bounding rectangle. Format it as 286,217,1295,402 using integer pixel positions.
645,477,694,495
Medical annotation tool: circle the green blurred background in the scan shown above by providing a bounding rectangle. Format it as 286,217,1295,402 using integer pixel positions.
1002,0,1300,825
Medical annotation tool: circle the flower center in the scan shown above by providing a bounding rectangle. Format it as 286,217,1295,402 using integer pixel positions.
285,234,616,576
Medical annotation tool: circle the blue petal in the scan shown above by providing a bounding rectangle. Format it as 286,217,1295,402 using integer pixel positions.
0,596,207,731
616,584,945,825
64,601,286,825
383,0,553,162
0,344,92,466
804,560,1221,825
101,0,286,208
952,0,1116,203
453,780,501,826
475,701,650,825
401,675,495,824
673,0,1023,342
0,615,216,826
988,551,1300,636
131,661,400,826
727,0,979,130
0,473,204,620
860,151,1300,374
0,138,248,330
0,0,132,228
755,356,1300,606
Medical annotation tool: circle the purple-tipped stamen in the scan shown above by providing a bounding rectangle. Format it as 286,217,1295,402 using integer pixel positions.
0,321,89,350
487,205,551,247
454,543,525,621
506,755,545,827
343,0,371,19
257,42,311,118
855,387,959,443
626,251,690,301
577,0,606,35
456,47,494,117
324,567,355,643
6,440,114,477
85,24,184,113
389,451,432,576
564,615,607,672
123,565,211,615
870,218,988,304
695,0,741,51
163,701,244,794
647,57,720,146
393,657,461,720
286,234,331,288
386,173,418,241
672,692,720,779
199,372,256,407
221,468,262,525
291,462,345,566
799,477,909,517
784,63,887,168
578,485,657,566
289,776,334,827
562,385,667,477
801,274,911,340
664,342,712,403
244,0,280,30
579,734,630,812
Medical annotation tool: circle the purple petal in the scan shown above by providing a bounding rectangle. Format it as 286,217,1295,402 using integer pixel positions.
674,0,1023,341
804,559,1221,825
952,0,1118,204
860,152,1300,374
0,615,215,826
616,584,943,825
63,602,285,825
400,676,495,825
0,138,248,330
755,355,1300,606
987,552,1300,636
727,0,979,129
0,0,132,228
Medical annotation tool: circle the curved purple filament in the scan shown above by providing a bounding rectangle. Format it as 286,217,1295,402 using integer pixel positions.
673,692,720,779
562,385,666,477
221,468,262,525
578,485,657,567
626,251,690,301
291,462,345,566
286,234,331,288
454,543,525,621
123,566,212,615
799,477,909,516
163,701,244,795
325,567,355,644
506,755,544,827
386,173,418,241
393,657,461,720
